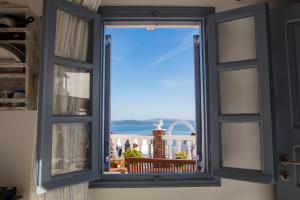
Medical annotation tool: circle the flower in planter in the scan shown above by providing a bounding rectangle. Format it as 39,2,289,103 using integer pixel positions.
175,151,188,160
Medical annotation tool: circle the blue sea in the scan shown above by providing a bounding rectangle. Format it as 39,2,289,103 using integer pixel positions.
111,120,196,135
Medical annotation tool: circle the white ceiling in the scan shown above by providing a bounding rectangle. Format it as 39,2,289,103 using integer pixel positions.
100,0,267,11
7,0,267,16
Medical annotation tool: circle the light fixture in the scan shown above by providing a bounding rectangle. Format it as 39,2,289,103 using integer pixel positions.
145,24,158,32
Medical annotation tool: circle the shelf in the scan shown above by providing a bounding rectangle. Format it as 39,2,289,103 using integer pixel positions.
0,98,26,103
0,7,29,14
0,5,40,111
0,40,26,44
0,106,26,110
0,28,28,33
0,63,27,68
0,73,25,79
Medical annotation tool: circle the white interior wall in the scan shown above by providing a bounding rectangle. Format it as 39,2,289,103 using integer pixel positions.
0,0,275,200
8,0,43,16
0,111,37,198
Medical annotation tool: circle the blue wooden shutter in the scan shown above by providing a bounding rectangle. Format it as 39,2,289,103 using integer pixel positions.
207,3,275,183
37,0,102,189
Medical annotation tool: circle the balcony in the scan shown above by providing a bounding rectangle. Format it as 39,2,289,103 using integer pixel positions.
110,134,197,160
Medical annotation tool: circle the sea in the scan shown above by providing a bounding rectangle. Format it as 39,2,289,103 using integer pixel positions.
111,120,196,135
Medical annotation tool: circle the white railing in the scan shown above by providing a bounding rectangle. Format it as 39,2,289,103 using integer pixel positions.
110,134,197,160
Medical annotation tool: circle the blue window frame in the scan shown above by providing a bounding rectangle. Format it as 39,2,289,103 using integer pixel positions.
90,6,219,188
38,1,275,190
37,0,101,190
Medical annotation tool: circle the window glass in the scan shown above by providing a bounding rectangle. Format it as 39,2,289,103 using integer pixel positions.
218,17,256,63
55,9,92,62
221,122,261,170
53,65,91,116
219,68,259,114
51,123,90,176
103,25,203,175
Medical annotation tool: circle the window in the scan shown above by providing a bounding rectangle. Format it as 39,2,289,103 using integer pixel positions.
103,25,202,176
94,8,218,187
37,1,275,190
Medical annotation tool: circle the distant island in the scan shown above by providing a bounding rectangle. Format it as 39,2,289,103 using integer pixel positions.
111,120,150,125
111,119,195,125
111,119,196,135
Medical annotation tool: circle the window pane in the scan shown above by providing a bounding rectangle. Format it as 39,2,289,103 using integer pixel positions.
55,10,91,62
65,0,100,10
218,17,256,63
51,123,90,176
104,26,202,175
221,122,261,170
219,68,259,114
53,65,91,116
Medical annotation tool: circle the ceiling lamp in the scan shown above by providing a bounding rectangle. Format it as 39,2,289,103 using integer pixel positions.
145,24,157,32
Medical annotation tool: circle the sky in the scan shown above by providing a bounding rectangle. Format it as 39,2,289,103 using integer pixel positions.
105,27,200,121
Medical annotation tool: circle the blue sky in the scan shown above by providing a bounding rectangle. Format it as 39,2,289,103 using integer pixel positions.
106,27,200,121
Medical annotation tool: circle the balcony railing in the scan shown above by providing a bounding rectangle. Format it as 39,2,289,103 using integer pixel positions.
110,134,197,160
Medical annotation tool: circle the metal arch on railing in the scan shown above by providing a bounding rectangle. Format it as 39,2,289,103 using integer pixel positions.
166,119,195,136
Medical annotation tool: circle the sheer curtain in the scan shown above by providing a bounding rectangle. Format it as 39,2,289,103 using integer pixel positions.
29,0,101,199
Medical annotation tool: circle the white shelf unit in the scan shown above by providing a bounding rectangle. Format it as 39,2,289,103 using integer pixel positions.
0,6,40,110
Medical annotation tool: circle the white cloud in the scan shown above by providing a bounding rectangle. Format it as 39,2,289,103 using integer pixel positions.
112,55,123,65
151,43,193,66
150,32,195,66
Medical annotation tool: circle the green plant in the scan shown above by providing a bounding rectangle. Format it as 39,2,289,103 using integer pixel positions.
175,151,188,160
110,161,118,168
122,148,143,158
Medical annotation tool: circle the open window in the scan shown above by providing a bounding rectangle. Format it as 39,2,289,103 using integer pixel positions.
103,24,202,175
37,0,275,190
92,7,219,187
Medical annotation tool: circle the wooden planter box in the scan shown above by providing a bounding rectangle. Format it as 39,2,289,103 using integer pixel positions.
125,157,197,174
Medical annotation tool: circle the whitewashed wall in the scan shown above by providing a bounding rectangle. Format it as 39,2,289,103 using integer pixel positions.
0,111,37,198
0,0,275,200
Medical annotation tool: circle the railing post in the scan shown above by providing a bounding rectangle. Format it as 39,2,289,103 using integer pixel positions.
150,139,153,158
111,138,117,157
187,140,193,160
141,139,148,156
193,139,197,160
167,139,173,159
133,138,139,150
176,140,182,154
129,138,134,149
138,138,143,152
147,139,152,158
120,138,126,157
116,139,122,157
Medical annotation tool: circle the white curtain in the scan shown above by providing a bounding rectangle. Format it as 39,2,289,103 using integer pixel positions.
29,0,101,199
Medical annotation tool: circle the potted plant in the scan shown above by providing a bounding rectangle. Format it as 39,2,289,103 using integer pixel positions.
123,148,143,169
122,148,143,159
175,151,188,171
175,151,188,160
